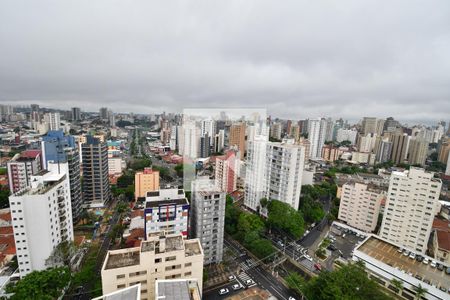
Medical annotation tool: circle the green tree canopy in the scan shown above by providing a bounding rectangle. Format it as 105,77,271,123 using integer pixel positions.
6,267,70,300
302,262,392,300
267,200,305,238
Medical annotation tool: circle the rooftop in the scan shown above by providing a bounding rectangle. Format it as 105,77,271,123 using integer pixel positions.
156,280,201,300
356,235,450,290
104,249,140,270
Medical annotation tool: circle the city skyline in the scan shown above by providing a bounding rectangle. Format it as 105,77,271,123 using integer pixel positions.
1,1,450,123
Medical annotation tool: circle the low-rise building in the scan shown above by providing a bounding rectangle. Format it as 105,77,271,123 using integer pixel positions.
353,235,450,300
135,168,160,200
101,234,203,300
431,218,450,264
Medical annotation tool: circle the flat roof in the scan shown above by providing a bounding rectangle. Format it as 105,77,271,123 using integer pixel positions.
156,280,200,300
145,197,188,208
104,249,140,270
357,236,450,289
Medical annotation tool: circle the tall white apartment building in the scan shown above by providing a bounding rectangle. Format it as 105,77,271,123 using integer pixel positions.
44,112,61,131
244,137,305,211
101,234,203,300
338,181,386,232
307,118,327,159
357,133,377,153
9,164,73,277
265,139,305,210
336,128,358,145
244,135,268,211
191,179,226,265
379,168,442,254
179,123,200,159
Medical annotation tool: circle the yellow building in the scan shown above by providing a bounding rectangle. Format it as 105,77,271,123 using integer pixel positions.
135,168,160,200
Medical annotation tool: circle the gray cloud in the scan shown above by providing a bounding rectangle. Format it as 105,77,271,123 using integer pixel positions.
1,0,449,123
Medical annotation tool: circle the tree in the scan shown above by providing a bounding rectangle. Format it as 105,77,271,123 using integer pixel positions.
414,284,427,300
130,159,151,171
267,200,305,238
6,267,70,300
285,272,306,296
46,241,78,268
302,262,392,300
0,186,10,208
390,278,403,294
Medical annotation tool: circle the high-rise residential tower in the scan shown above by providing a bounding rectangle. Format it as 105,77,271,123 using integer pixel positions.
191,179,226,264
229,122,246,160
307,118,327,159
9,165,74,277
82,136,111,207
379,168,442,254
42,130,82,222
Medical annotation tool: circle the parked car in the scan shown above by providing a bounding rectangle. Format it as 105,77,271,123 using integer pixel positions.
402,250,410,256
327,244,337,251
228,275,236,281
437,263,445,271
445,267,450,275
219,288,229,295
409,252,416,259
416,255,424,262
232,284,242,290
397,247,403,253
289,297,297,300
431,260,437,268
314,263,322,271
423,258,429,265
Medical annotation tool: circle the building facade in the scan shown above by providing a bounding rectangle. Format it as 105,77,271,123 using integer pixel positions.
229,122,246,160
7,150,42,193
9,166,73,277
214,149,239,193
82,136,111,207
338,181,385,232
191,179,226,265
379,168,442,254
42,130,82,222
144,189,189,239
101,234,203,300
135,168,160,200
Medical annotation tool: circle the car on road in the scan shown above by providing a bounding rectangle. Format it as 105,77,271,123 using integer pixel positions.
277,240,284,247
327,244,337,251
314,263,322,271
228,275,236,281
305,254,313,261
219,288,229,295
232,283,242,290
245,279,255,286
289,297,297,300
430,260,437,268
423,258,429,265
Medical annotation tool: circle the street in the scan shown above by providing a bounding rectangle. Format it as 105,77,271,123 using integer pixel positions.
203,238,300,300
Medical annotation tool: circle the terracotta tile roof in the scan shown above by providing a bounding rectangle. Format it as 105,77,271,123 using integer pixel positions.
436,230,450,252
0,227,13,236
131,210,144,219
74,235,86,247
0,212,11,222
21,150,41,159
0,236,16,255
433,218,450,232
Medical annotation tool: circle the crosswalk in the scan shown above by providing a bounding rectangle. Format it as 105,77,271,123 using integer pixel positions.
239,258,257,271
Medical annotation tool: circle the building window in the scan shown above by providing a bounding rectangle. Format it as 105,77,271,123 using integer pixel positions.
165,256,176,262
117,284,126,289
116,274,125,279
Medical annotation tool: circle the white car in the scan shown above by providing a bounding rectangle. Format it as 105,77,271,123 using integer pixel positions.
409,252,416,259
228,275,236,281
423,258,429,265
246,279,255,286
232,283,242,290
305,254,313,261
219,288,229,295
289,297,297,300
431,260,437,268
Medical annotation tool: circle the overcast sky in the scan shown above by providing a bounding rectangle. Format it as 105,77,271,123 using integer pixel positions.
1,1,449,124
